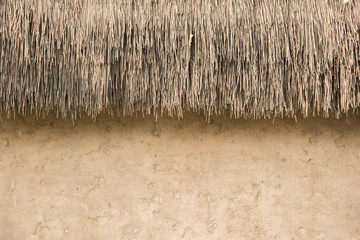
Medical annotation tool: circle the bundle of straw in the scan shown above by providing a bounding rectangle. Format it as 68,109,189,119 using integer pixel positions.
1,0,359,120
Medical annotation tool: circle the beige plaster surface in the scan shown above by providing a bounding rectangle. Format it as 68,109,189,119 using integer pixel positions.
0,114,359,240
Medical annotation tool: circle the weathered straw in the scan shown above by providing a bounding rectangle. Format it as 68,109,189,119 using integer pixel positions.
1,0,359,120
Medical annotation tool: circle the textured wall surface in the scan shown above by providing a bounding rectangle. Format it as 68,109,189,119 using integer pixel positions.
0,114,359,240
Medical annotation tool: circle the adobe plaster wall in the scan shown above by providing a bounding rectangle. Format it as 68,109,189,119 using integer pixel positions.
0,113,359,240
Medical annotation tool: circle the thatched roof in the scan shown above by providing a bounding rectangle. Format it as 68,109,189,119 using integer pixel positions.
1,0,360,120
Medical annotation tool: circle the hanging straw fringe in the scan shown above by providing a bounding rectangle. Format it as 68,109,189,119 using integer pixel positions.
0,0,359,120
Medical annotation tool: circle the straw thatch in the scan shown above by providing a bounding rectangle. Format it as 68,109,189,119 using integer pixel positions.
1,0,360,120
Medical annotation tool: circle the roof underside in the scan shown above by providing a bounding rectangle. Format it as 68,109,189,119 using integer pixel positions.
1,0,360,120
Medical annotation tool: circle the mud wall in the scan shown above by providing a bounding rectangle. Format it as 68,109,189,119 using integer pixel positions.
0,114,359,240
